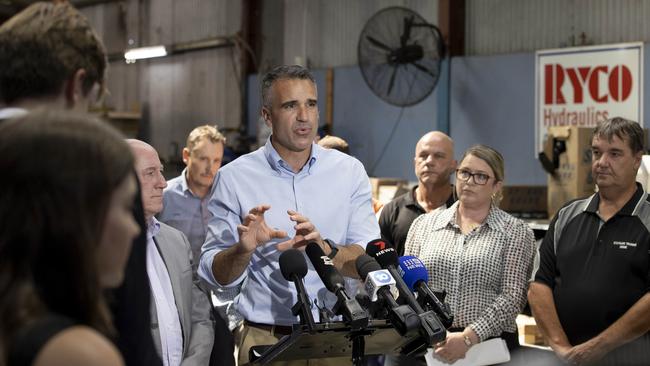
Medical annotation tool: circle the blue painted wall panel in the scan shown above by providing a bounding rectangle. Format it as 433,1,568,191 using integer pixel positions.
450,52,547,185
332,66,439,180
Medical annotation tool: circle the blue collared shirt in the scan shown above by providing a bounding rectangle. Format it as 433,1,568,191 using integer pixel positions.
198,138,380,325
159,168,213,268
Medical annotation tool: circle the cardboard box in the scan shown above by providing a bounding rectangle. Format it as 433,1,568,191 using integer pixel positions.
517,314,550,347
369,177,408,203
546,126,596,218
523,324,548,346
500,186,548,219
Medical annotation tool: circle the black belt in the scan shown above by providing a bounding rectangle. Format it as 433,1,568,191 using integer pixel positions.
244,320,293,336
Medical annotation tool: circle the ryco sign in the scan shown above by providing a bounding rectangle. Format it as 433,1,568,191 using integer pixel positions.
535,43,643,155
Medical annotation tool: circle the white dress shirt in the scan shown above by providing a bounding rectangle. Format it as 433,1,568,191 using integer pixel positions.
146,218,183,366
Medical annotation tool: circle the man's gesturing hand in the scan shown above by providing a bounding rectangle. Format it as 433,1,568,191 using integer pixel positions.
276,210,325,252
237,205,287,253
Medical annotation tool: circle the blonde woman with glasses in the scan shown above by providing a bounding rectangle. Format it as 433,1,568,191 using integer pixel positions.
404,144,536,364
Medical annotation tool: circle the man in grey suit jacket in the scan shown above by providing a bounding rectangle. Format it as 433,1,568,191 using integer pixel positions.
129,139,214,366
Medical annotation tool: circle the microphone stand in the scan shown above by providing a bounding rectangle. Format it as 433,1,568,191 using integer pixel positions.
350,331,366,366
332,287,370,366
290,274,316,333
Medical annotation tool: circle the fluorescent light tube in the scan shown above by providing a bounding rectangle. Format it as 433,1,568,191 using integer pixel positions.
124,45,167,61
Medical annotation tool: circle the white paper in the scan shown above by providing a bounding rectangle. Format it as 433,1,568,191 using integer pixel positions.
425,338,511,366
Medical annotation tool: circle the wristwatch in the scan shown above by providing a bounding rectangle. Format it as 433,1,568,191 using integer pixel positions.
323,239,339,259
463,335,473,348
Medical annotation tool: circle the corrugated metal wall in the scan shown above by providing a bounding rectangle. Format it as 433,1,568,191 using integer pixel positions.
78,0,650,164
466,0,650,55
282,0,438,68
279,0,650,63
81,0,241,164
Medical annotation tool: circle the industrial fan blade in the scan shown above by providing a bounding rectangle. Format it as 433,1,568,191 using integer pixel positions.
413,62,436,78
387,65,398,95
366,36,393,52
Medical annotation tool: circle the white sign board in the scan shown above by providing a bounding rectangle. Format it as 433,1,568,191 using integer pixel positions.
535,43,643,155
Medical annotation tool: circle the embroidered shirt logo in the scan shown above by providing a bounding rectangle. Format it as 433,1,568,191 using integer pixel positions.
612,241,637,249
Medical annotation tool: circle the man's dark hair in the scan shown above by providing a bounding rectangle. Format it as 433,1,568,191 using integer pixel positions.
0,2,107,105
593,117,645,154
260,65,316,109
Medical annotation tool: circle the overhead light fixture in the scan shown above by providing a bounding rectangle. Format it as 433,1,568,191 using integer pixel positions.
124,45,167,63
118,37,234,64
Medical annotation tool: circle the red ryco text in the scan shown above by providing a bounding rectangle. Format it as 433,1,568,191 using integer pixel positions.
544,64,632,105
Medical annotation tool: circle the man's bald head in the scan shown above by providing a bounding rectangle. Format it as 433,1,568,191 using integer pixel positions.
127,138,155,156
413,131,456,188
415,131,454,156
127,139,167,220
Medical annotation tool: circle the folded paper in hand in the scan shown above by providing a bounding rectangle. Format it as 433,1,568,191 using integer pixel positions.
425,338,510,366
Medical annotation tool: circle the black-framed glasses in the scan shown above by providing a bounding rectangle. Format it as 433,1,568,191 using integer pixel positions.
456,169,491,185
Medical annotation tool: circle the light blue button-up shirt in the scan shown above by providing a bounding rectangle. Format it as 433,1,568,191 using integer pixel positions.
198,138,380,325
159,168,212,268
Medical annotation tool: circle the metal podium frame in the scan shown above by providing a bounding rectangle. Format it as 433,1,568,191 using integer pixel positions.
249,319,428,365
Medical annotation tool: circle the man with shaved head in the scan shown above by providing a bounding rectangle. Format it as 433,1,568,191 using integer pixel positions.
128,139,215,366
379,131,457,256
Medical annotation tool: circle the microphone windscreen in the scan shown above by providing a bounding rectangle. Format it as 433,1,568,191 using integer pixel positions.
355,254,382,280
398,256,429,291
365,239,389,257
366,239,398,268
305,242,344,293
279,249,308,281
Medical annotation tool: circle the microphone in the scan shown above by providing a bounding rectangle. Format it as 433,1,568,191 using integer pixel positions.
398,256,454,329
362,265,399,303
305,242,369,330
366,239,446,345
279,249,316,332
356,254,420,336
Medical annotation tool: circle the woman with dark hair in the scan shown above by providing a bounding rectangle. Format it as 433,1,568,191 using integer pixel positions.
0,110,140,366
404,144,536,364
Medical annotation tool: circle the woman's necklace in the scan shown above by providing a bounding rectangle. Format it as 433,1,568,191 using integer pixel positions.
458,213,481,234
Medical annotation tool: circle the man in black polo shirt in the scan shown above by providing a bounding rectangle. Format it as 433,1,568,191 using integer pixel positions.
379,131,456,255
529,117,650,365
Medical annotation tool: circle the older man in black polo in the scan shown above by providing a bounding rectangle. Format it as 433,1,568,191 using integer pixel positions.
529,117,650,365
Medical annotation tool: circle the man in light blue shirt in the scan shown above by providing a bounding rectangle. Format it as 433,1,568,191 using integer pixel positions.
199,65,379,365
159,125,243,335
160,125,226,271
